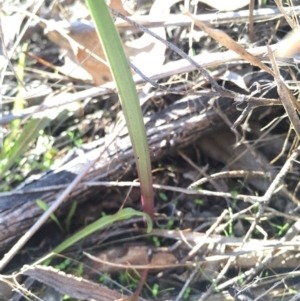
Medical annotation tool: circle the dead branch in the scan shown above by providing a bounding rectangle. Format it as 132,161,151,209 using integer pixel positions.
0,96,237,252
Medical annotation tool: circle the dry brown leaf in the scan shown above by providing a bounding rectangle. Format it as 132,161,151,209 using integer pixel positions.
44,2,134,85
68,23,112,85
46,0,167,85
185,12,275,77
107,0,135,16
123,0,168,77
45,20,112,85
84,251,189,269
84,245,177,273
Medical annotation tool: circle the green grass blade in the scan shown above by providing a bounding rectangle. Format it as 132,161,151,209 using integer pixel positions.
0,116,51,180
65,201,77,234
53,208,152,255
36,199,64,233
3,43,28,154
85,0,154,220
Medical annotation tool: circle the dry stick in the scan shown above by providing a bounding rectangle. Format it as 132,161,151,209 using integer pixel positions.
180,210,228,263
88,182,255,202
158,210,229,295
212,147,300,295
271,124,293,164
215,203,258,234
129,62,221,98
240,145,300,271
0,0,44,147
0,2,31,90
224,244,300,299
288,292,300,301
253,278,286,301
249,0,255,44
189,170,268,188
87,181,300,207
179,151,232,206
115,5,300,29
1,180,298,213
198,147,300,300
130,31,273,180
84,253,195,269
0,181,260,201
85,248,293,270
254,145,300,205
274,0,297,29
131,60,277,130
0,45,284,126
0,122,126,271
231,101,253,129
174,268,198,301
228,116,286,176
11,277,36,301
0,86,113,125
185,11,283,129
267,45,300,139
185,12,275,77
121,252,152,301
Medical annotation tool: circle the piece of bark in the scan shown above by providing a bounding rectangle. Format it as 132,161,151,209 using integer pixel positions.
0,96,237,253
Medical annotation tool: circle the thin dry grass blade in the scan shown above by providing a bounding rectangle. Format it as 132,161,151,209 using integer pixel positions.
267,45,300,139
185,12,275,76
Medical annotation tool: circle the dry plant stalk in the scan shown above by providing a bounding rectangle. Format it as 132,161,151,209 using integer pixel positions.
185,12,275,77
275,27,300,58
267,45,300,139
187,12,300,139
274,0,297,29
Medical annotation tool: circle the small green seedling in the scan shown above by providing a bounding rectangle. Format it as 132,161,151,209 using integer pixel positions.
183,286,191,299
54,258,71,271
194,199,204,205
159,192,168,202
152,283,159,298
65,201,77,234
36,199,64,233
